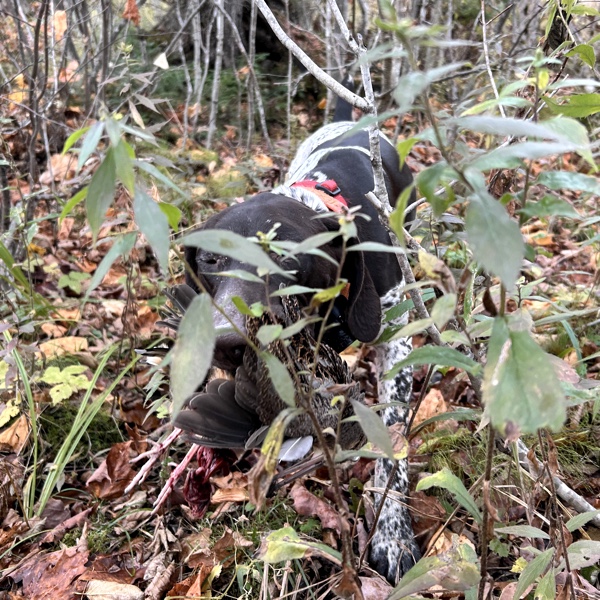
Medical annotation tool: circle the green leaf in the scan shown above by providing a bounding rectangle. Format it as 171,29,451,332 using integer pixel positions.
281,231,341,256
541,118,592,167
134,159,186,197
104,117,121,147
513,549,554,600
453,116,573,142
563,540,600,570
181,230,291,278
261,352,296,407
134,188,170,274
495,525,550,540
231,296,259,317
394,63,467,112
259,526,342,565
0,241,31,290
62,126,90,155
256,324,283,345
397,137,417,167
544,93,600,118
114,139,135,194
389,184,414,240
431,293,456,329
350,399,395,459
416,162,451,216
271,285,319,296
86,148,116,240
389,317,434,339
460,96,531,116
86,232,137,298
483,316,566,434
518,195,580,219
537,170,600,195
469,141,576,171
535,569,556,600
311,283,347,304
389,540,480,599
416,468,482,523
171,293,215,417
158,202,182,231
347,242,405,253
565,509,600,532
386,345,482,379
60,186,88,222
41,365,89,405
77,121,104,171
466,192,524,290
566,44,596,67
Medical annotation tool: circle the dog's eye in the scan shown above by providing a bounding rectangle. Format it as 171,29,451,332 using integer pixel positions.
199,252,220,266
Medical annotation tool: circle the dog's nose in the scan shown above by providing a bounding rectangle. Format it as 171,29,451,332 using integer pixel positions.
213,332,246,370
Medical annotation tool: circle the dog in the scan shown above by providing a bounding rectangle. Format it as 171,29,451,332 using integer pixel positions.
183,91,420,584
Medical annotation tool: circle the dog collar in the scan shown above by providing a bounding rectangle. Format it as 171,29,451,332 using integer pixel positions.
291,179,348,213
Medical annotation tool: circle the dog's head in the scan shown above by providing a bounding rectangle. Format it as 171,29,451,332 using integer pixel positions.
184,194,382,370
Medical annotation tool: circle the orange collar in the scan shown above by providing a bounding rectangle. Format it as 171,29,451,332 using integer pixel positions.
291,179,348,213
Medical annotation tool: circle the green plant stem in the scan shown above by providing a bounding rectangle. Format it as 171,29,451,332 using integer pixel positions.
4,330,38,521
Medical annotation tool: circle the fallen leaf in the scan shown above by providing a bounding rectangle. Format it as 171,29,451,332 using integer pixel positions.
41,322,68,338
85,580,143,599
39,337,89,358
290,482,345,535
0,414,30,454
53,307,82,323
211,488,249,504
412,388,449,429
10,543,89,600
86,441,136,499
254,153,274,169
39,153,78,185
358,576,393,599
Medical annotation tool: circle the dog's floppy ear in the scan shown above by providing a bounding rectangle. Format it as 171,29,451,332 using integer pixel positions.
342,249,381,342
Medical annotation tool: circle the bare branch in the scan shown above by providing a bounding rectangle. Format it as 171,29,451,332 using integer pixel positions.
253,0,370,113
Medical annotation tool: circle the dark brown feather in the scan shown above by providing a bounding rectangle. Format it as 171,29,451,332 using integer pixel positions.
171,286,365,450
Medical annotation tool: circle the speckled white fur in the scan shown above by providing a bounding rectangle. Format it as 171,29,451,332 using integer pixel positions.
369,284,420,584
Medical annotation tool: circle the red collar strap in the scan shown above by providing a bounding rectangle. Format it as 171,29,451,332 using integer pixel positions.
292,179,348,213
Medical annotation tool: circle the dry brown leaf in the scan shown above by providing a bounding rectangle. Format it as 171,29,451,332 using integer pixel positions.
122,0,140,26
39,153,78,185
412,388,448,429
0,415,29,454
358,576,393,599
53,307,82,323
10,543,89,599
85,580,143,600
41,322,67,339
289,481,345,535
254,153,274,169
181,529,212,567
211,488,249,504
135,304,158,339
86,442,136,499
39,336,89,358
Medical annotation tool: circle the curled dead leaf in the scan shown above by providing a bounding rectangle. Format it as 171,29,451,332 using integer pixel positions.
290,481,345,535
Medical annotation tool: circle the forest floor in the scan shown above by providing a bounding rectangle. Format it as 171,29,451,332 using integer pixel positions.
1,93,599,599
